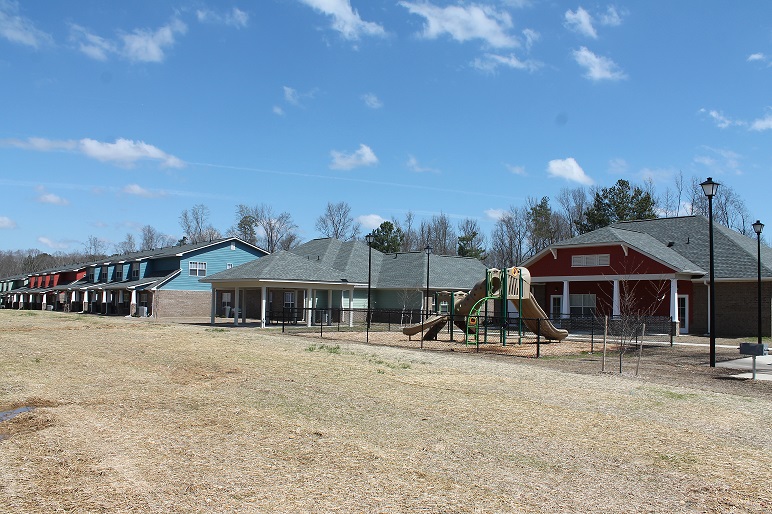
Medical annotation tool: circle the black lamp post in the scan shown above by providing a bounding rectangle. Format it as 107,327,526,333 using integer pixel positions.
365,233,374,342
753,220,764,345
701,176,720,367
425,244,432,322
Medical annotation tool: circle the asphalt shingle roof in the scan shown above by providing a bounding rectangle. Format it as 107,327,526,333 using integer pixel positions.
542,216,772,280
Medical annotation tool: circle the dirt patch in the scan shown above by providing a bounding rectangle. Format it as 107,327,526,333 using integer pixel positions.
1,311,771,512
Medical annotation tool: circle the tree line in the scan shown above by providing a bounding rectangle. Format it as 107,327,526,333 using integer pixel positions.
0,174,754,277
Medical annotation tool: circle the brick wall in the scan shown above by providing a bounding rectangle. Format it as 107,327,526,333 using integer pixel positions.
154,290,212,318
691,281,771,338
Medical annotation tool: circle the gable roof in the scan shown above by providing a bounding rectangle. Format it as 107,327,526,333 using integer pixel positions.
526,216,772,280
204,238,487,289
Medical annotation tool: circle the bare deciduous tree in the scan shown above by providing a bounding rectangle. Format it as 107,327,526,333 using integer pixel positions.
487,206,528,268
253,204,299,253
315,201,361,241
140,225,174,251
179,204,221,244
114,233,137,255
394,211,418,252
83,235,107,259
421,212,457,255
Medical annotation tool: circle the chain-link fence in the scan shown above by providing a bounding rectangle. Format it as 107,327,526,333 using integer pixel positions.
273,308,675,359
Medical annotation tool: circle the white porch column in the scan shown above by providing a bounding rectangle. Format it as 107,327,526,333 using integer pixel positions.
612,280,621,316
348,287,354,327
306,288,312,327
561,281,570,318
233,288,240,326
83,290,89,312
210,287,216,325
261,286,267,328
669,279,678,325
41,294,47,310
130,289,137,316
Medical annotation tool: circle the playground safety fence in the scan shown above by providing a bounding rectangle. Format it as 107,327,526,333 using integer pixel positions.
273,307,675,359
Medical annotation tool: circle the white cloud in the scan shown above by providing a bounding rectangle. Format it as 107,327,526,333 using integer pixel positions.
472,52,541,73
572,46,627,81
69,23,116,61
694,146,743,175
284,86,300,106
36,193,69,205
747,53,766,62
273,105,285,116
357,214,385,230
505,164,526,175
400,1,517,48
608,158,628,174
599,6,623,27
121,18,187,63
300,0,385,40
123,184,165,198
0,0,53,48
0,216,16,229
37,236,69,250
564,7,597,38
750,113,772,131
522,28,539,51
362,93,382,109
3,137,185,168
406,155,439,173
197,7,249,28
698,108,744,129
330,143,378,170
546,158,593,185
485,208,506,221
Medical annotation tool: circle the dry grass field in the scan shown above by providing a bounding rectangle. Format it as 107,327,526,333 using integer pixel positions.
1,311,771,513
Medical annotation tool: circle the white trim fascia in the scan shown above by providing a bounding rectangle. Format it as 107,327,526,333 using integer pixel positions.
691,276,772,283
530,273,679,283
549,248,557,259
202,279,364,289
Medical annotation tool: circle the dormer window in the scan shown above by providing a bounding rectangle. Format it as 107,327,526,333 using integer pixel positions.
132,263,140,280
101,266,108,282
88,268,95,282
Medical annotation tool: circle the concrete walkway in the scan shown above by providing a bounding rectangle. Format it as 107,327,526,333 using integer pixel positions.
716,354,772,380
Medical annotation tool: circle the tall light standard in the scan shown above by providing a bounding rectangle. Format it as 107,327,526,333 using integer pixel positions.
425,244,432,322
365,233,374,342
701,176,720,367
753,220,764,345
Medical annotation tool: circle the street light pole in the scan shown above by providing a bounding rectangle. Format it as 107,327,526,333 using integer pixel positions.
753,220,764,345
701,177,720,367
425,244,432,322
365,233,374,342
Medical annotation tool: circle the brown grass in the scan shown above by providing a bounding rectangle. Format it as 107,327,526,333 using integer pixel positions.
1,310,771,512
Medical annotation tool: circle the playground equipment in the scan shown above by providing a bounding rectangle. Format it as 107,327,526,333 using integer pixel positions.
402,267,568,343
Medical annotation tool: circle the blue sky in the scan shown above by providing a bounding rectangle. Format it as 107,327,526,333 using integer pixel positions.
1,0,771,252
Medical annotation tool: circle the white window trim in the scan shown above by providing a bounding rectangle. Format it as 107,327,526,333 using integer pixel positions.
571,254,610,267
189,261,207,277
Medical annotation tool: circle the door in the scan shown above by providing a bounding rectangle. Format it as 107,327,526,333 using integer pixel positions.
677,295,689,334
550,295,562,320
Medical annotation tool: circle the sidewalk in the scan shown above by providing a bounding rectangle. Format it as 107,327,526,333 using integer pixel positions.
716,354,772,380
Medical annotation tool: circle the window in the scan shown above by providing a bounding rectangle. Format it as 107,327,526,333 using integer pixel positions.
188,261,207,277
132,263,140,280
284,291,295,309
569,294,596,316
571,254,610,267
226,263,233,269
550,295,563,319
88,268,95,282
230,243,236,251
115,265,124,282
101,266,108,282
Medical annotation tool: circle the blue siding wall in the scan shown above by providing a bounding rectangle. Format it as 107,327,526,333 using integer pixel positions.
163,241,266,291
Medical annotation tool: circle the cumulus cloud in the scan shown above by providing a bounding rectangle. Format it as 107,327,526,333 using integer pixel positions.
330,143,378,170
37,236,69,249
400,1,517,48
546,158,593,185
694,146,743,175
698,108,744,129
123,184,165,198
36,193,69,205
506,164,526,176
69,18,187,62
121,18,187,63
472,52,541,73
68,24,116,61
607,158,628,174
484,208,506,221
747,53,766,62
273,105,285,116
564,7,597,38
406,155,439,173
300,0,385,40
357,214,386,230
599,6,623,26
0,0,53,48
0,216,16,229
750,113,772,131
572,46,627,81
2,137,185,168
197,7,249,28
362,93,382,109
